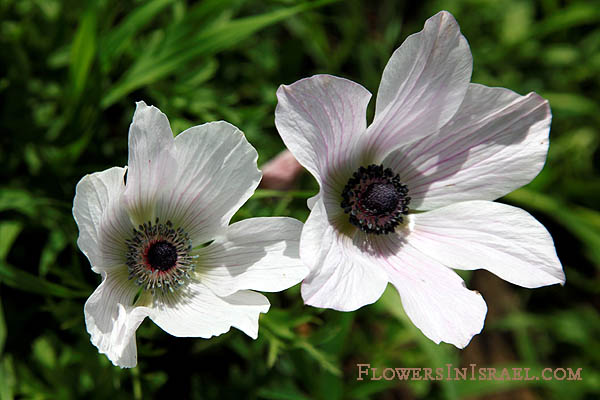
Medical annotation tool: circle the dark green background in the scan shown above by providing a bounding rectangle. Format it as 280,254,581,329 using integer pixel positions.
1,0,598,398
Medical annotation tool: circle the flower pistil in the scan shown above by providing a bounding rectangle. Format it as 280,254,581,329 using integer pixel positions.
341,164,410,235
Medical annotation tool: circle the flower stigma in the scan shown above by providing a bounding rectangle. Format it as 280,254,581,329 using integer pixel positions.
146,241,178,271
125,219,196,293
341,164,410,235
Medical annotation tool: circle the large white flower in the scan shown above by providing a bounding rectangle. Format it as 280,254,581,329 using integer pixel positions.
73,101,308,367
275,11,565,348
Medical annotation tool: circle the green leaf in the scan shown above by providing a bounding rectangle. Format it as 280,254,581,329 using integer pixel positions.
500,2,533,45
32,337,57,369
534,3,600,37
267,336,282,368
293,340,341,376
0,189,38,217
101,0,337,107
0,261,88,298
261,309,341,375
39,229,69,277
257,381,312,400
261,308,315,340
100,0,176,70
0,189,65,230
69,6,97,103
0,296,6,356
0,222,22,261
0,355,15,400
252,189,316,199
347,379,398,398
542,92,600,117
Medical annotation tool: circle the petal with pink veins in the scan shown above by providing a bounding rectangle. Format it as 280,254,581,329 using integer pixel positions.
374,235,487,348
365,11,472,161
275,75,372,187
300,200,389,311
385,84,551,210
408,201,565,288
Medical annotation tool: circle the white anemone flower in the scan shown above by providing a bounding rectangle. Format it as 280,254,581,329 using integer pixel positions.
275,11,565,348
73,101,308,367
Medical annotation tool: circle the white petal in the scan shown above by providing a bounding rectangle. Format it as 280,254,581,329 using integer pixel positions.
365,11,472,161
84,267,153,368
409,201,565,288
386,84,551,210
300,199,389,311
376,236,487,348
307,193,320,210
123,101,177,225
275,74,372,185
155,121,261,245
151,283,270,339
196,217,307,297
73,166,133,273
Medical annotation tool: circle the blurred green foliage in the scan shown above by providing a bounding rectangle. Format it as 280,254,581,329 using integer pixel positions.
0,0,599,399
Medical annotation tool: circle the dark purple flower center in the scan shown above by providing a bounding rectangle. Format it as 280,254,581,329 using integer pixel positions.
362,183,400,214
146,241,178,271
341,164,410,235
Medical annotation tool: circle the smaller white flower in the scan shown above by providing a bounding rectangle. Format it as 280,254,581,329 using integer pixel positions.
73,102,308,368
275,11,565,348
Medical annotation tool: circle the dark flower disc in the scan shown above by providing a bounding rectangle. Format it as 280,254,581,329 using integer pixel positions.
125,219,196,293
341,164,410,235
146,241,178,271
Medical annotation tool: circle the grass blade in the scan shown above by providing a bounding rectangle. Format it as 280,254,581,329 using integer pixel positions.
101,0,337,108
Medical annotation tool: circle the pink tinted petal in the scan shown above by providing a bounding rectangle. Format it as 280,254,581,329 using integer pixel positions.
197,217,307,297
386,84,551,210
365,11,472,161
155,121,261,245
376,235,487,348
300,200,388,311
275,74,372,186
123,101,177,224
409,201,565,288
73,166,133,273
84,267,153,368
151,283,269,339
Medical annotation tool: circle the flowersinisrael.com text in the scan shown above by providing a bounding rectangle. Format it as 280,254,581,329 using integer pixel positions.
356,364,582,381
